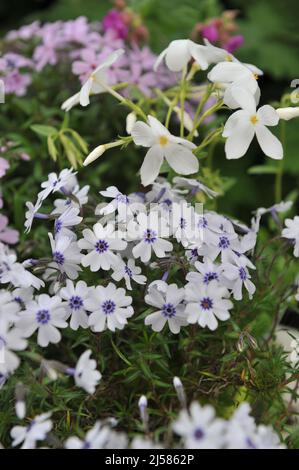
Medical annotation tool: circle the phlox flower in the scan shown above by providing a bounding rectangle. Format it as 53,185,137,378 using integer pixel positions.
0,244,44,289
85,282,133,332
53,184,89,214
154,39,209,72
12,287,34,310
282,216,299,257
144,282,187,334
111,256,147,290
222,262,256,300
99,185,132,220
59,279,91,330
17,294,68,347
72,349,102,394
0,319,27,375
129,212,173,263
222,86,283,160
0,290,21,323
24,200,42,233
54,206,82,237
186,258,223,285
185,280,233,330
131,115,198,186
79,223,127,271
173,176,218,199
48,233,82,280
10,412,52,449
173,402,226,449
65,422,110,449
38,168,76,202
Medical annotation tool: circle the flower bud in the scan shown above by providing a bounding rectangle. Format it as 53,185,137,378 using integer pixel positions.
276,107,299,121
173,376,187,408
83,145,106,166
126,112,137,134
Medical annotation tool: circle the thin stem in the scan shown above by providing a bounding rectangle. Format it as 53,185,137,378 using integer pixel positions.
275,120,286,203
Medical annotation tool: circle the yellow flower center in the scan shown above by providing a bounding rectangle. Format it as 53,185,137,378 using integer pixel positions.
250,115,259,125
225,54,233,62
159,135,169,146
253,73,259,80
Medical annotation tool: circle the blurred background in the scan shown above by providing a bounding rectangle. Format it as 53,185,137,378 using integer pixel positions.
0,0,298,221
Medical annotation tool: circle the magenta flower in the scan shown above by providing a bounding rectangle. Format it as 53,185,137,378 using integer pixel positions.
0,215,19,244
102,10,128,39
201,24,219,42
223,35,244,53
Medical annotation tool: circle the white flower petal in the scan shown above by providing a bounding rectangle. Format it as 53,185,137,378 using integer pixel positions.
140,145,164,187
255,124,283,160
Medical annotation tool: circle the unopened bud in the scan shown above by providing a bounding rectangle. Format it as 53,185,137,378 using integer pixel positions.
173,376,187,408
138,395,149,432
126,112,137,134
276,107,299,121
15,383,27,419
83,145,106,166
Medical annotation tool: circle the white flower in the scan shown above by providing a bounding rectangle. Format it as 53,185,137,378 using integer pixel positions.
222,262,256,300
0,244,44,289
0,290,21,323
59,280,91,330
12,287,34,309
0,319,27,374
289,339,299,365
222,87,283,160
282,216,299,257
185,280,233,330
99,186,132,220
144,282,187,334
186,258,223,285
16,294,68,347
79,223,127,271
38,169,75,202
131,115,198,186
54,206,82,237
111,256,147,290
10,412,52,449
173,402,225,449
129,212,173,263
48,233,82,280
62,49,124,109
73,349,102,394
170,202,198,247
154,39,209,72
65,422,110,449
24,200,42,233
85,282,133,332
53,184,89,214
276,107,299,121
173,176,218,199
253,200,292,232
208,62,260,98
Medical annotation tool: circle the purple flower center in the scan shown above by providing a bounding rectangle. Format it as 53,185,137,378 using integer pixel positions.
180,217,187,229
203,272,218,284
191,248,198,258
95,239,109,253
198,216,208,228
124,265,133,277
54,219,62,234
194,427,205,440
143,229,157,244
36,309,50,325
69,295,84,310
218,236,230,249
102,299,116,315
116,193,129,204
200,297,213,311
161,303,176,318
163,198,172,207
239,267,247,281
53,251,65,265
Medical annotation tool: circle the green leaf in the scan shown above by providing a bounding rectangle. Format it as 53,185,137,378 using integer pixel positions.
248,165,279,175
31,124,57,137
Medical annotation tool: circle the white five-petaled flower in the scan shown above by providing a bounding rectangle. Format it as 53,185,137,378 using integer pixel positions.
111,256,147,290
48,233,82,280
72,349,102,394
185,280,233,330
24,200,42,233
85,282,133,332
282,216,299,257
222,87,283,160
38,169,75,202
16,294,68,347
129,212,173,263
154,39,209,72
186,258,223,286
131,115,198,187
10,412,52,449
222,262,256,300
0,319,27,374
54,206,82,237
59,280,91,330
173,401,226,449
64,422,110,449
62,49,124,110
144,282,187,334
79,222,127,271
99,185,132,220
